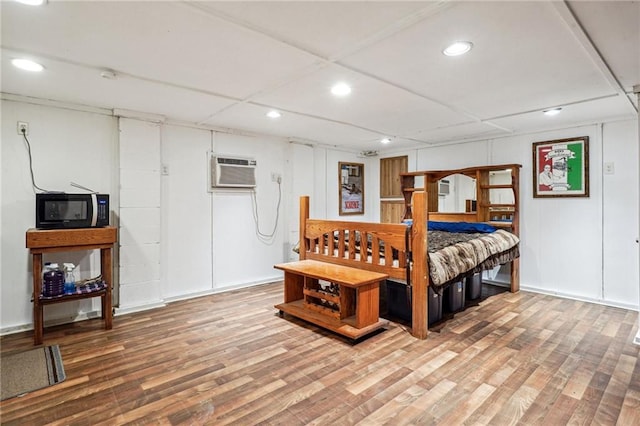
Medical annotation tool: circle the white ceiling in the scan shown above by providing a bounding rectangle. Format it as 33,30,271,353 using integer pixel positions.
1,1,638,152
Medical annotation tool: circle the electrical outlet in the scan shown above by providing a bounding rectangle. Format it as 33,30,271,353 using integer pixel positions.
604,162,615,175
271,172,281,183
17,121,29,135
161,164,170,176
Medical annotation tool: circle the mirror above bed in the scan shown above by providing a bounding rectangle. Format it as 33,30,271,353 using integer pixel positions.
437,174,476,213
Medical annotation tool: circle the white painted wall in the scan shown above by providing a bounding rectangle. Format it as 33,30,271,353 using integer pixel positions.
211,132,287,290
1,100,117,330
160,124,213,300
287,143,315,262
118,118,163,312
602,120,639,306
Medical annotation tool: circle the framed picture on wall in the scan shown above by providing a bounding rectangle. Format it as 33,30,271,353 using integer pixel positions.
339,162,364,215
532,136,589,198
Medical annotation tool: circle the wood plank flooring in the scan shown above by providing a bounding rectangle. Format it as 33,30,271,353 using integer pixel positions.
1,282,638,425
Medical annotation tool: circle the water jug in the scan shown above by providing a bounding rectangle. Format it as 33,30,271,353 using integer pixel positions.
43,263,64,297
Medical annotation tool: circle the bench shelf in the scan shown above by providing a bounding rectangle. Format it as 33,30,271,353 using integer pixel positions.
274,259,388,340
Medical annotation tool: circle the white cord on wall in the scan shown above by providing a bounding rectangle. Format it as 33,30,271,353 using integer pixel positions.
251,179,282,245
20,131,58,193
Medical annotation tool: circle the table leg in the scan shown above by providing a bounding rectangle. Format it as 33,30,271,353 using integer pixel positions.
101,247,113,330
32,253,43,345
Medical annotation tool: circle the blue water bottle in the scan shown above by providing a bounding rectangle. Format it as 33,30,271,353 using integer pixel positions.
63,263,76,295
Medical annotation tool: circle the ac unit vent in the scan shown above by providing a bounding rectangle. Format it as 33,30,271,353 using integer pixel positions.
210,155,256,189
438,179,450,195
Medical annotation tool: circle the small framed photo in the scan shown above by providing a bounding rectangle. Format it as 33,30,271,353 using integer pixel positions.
532,136,589,198
339,162,364,215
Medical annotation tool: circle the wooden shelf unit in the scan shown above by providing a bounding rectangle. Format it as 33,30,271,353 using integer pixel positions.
26,227,117,345
274,259,388,340
400,164,521,236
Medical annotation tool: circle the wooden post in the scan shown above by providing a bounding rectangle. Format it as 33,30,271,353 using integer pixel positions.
411,191,429,339
477,170,491,222
299,196,309,260
510,167,520,237
510,167,520,292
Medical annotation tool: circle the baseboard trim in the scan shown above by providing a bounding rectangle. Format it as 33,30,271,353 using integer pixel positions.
164,277,283,304
0,310,103,336
520,284,639,312
115,277,284,315
114,301,167,317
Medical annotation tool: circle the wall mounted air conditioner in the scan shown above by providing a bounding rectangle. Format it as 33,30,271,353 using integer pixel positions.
210,154,257,189
438,179,450,196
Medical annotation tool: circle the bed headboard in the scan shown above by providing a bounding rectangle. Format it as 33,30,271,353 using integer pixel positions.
400,163,521,237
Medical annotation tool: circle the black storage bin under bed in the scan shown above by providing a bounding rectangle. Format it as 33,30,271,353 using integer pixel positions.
465,273,482,300
444,280,466,313
386,280,443,326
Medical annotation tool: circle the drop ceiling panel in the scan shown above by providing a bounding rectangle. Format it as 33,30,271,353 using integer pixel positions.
488,95,634,134
251,64,469,137
1,49,237,123
403,121,509,145
1,1,318,100
341,1,618,119
192,1,432,59
203,102,393,150
567,0,640,91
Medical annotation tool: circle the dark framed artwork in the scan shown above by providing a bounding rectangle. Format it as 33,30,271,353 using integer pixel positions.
532,136,589,198
339,162,364,215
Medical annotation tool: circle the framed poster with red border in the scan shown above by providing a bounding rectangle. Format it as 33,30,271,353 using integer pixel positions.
532,136,589,198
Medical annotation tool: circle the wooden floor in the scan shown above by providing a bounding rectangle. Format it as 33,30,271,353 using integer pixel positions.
1,282,639,425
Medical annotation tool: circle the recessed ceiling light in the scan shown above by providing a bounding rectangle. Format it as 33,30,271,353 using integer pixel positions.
15,0,45,5
266,110,281,119
331,82,351,97
443,41,473,57
381,137,392,144
11,58,44,72
543,108,562,116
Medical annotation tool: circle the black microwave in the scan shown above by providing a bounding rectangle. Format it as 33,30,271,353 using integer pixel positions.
36,193,109,229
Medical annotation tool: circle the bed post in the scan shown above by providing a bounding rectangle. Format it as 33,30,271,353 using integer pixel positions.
411,191,429,339
510,167,520,292
299,196,309,260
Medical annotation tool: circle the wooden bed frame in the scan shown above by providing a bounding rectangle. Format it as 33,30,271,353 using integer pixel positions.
297,164,521,339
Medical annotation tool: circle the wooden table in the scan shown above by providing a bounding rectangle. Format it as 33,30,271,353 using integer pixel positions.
26,227,117,345
274,259,388,340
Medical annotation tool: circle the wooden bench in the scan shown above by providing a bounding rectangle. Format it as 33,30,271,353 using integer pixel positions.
274,259,389,340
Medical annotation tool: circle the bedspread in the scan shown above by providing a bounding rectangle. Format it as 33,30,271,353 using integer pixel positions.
428,229,519,287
